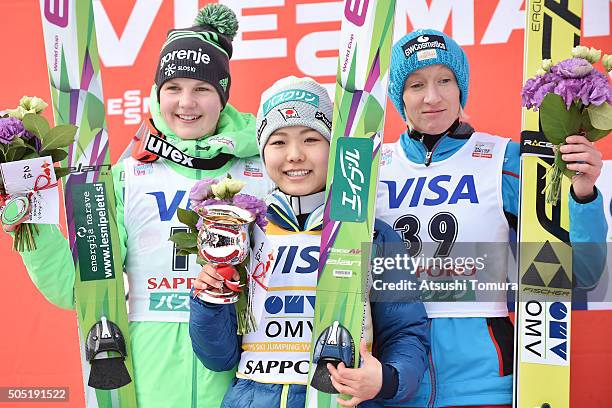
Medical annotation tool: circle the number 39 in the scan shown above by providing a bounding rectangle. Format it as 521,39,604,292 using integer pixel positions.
393,212,458,258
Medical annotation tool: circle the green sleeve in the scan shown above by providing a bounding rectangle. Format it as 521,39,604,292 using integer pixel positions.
112,160,128,265
17,224,76,310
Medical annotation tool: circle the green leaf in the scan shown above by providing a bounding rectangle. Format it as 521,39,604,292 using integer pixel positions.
41,124,77,150
177,248,198,256
586,103,612,131
39,148,68,163
585,127,610,142
168,231,197,248
53,167,71,179
540,93,581,145
9,138,38,155
23,152,40,160
554,147,576,178
177,208,199,229
9,137,26,147
580,109,610,142
5,146,29,162
22,113,50,139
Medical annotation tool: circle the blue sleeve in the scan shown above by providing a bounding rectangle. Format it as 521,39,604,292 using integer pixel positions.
189,293,242,371
502,141,608,289
568,188,608,289
369,220,430,405
501,141,521,218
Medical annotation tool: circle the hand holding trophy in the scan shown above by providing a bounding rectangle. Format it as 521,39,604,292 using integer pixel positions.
171,176,269,334
196,204,254,304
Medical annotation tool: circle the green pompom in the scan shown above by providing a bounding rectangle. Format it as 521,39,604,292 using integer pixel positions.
194,4,238,39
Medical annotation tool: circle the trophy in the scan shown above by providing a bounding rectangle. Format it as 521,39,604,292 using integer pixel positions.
195,204,255,304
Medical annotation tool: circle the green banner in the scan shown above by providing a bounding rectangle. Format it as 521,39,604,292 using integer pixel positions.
330,137,373,222
72,183,115,282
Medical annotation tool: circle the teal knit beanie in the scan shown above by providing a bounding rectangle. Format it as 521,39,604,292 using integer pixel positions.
388,29,469,121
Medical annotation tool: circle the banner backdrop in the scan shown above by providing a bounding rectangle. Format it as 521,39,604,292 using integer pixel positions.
0,1,611,407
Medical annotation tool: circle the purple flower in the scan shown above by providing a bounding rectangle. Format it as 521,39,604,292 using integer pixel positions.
196,217,203,230
554,78,583,109
521,76,544,109
552,58,593,78
0,117,33,144
532,81,557,110
22,131,42,152
189,178,216,209
522,57,612,110
232,194,268,230
577,70,612,106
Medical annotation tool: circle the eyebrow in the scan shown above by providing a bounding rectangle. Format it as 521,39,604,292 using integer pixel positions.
271,128,320,137
164,80,210,87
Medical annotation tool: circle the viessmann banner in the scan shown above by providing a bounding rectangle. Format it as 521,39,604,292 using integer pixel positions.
0,1,611,407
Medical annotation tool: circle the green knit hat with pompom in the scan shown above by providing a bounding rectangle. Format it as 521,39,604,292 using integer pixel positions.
155,3,239,106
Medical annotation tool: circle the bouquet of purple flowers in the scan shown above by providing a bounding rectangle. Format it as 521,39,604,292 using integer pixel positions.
1,96,75,250
521,46,612,204
170,176,268,334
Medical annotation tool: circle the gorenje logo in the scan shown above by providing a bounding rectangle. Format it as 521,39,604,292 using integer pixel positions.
159,48,210,71
402,34,447,58
330,137,373,222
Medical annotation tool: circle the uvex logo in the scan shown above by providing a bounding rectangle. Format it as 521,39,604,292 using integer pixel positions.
44,0,69,27
145,134,195,167
344,0,369,26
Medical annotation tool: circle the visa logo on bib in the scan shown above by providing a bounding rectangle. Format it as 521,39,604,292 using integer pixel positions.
148,191,191,221
381,174,479,209
273,245,320,274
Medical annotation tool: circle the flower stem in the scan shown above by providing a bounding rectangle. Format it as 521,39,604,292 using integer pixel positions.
541,147,564,206
13,224,39,252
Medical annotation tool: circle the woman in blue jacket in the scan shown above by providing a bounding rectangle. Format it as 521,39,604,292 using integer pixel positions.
375,29,607,408
189,77,430,407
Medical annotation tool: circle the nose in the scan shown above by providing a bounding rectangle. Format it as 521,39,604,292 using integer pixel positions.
179,91,197,109
423,83,442,105
286,143,305,162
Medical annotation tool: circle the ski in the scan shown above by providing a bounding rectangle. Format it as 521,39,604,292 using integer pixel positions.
514,1,581,407
39,1,137,406
306,1,396,406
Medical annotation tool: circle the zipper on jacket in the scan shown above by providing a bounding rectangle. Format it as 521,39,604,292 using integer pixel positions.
427,321,437,408
192,354,198,408
425,151,433,166
420,135,445,167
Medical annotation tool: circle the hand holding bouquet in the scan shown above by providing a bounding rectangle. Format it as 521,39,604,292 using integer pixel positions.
170,176,267,334
1,96,76,250
521,46,611,205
